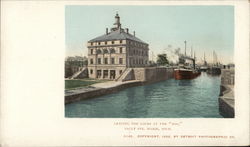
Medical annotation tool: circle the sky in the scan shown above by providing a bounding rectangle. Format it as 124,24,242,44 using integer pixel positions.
65,5,234,64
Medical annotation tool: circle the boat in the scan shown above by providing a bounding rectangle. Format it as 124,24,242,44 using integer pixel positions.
174,67,201,80
200,66,208,72
207,51,221,75
200,52,208,72
174,41,201,80
207,66,221,75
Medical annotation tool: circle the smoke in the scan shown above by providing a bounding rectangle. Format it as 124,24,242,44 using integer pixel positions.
163,45,182,64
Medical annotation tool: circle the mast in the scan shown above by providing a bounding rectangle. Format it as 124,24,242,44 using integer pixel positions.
204,52,207,66
184,40,187,56
193,51,196,69
204,52,206,61
191,46,193,58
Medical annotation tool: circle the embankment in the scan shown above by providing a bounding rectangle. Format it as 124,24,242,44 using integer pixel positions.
219,69,234,118
65,67,174,104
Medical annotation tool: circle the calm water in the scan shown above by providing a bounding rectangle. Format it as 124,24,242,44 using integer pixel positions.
65,72,222,118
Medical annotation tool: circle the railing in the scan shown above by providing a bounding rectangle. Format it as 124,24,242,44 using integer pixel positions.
115,68,128,81
70,67,87,79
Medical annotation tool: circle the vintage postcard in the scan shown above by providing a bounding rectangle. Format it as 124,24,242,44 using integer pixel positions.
65,5,235,118
1,0,249,146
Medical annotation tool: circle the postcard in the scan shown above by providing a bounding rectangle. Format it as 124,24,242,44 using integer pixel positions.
1,0,249,146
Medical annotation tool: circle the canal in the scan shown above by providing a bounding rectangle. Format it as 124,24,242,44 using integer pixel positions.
65,72,223,118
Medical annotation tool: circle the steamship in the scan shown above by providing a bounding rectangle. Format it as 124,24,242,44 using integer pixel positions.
174,41,201,80
174,67,201,80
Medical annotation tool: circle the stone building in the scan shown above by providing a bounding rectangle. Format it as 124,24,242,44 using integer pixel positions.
87,13,149,80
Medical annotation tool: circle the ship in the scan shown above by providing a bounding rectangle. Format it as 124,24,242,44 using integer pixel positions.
200,52,208,72
174,68,201,80
174,41,201,80
207,51,221,75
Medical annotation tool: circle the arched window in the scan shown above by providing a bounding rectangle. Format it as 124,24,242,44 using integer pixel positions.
110,48,115,54
96,49,102,54
103,49,109,54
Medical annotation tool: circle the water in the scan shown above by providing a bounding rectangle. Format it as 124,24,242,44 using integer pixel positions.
65,72,222,118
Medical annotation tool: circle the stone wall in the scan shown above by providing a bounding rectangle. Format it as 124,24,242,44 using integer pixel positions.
133,67,174,83
219,69,235,118
221,69,234,85
121,68,135,82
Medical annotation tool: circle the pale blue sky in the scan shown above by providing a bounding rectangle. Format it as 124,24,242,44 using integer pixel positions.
65,5,234,64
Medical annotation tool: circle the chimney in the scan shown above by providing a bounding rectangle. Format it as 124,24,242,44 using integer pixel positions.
133,31,135,36
126,28,129,34
106,28,108,35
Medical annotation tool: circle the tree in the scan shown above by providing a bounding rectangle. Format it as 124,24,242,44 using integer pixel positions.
157,54,169,66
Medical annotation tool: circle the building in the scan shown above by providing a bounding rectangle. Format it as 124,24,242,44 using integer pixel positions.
87,13,149,80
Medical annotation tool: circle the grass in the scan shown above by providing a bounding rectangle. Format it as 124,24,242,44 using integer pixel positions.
65,79,109,89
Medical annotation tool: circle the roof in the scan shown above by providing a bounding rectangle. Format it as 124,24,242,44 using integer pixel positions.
88,30,148,44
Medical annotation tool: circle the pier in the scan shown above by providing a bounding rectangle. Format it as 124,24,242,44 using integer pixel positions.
219,69,235,118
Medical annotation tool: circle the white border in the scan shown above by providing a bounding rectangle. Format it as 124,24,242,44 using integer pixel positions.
1,0,249,146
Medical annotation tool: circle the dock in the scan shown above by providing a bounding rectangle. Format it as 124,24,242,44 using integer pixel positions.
219,69,235,118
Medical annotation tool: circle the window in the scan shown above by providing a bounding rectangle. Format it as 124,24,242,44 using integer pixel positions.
90,59,93,64
110,48,115,53
90,69,93,74
119,47,123,53
111,58,115,64
98,42,101,45
119,70,123,74
96,49,102,54
104,58,108,64
103,70,108,78
97,70,102,78
119,58,123,64
120,40,123,43
103,49,108,54
105,41,107,45
98,58,101,64
91,42,93,46
112,41,114,44
90,49,93,55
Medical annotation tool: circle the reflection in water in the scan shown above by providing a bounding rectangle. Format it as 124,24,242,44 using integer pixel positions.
65,72,222,118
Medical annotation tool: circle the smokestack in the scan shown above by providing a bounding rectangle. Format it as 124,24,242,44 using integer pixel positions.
106,28,108,35
133,31,135,36
126,28,129,34
184,40,187,56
